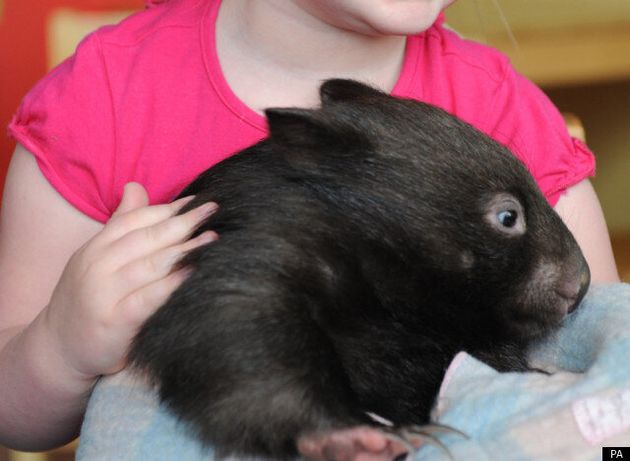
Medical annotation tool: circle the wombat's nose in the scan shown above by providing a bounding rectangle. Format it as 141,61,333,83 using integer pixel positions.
559,262,590,314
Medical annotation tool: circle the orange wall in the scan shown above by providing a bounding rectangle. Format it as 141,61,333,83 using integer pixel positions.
0,0,143,200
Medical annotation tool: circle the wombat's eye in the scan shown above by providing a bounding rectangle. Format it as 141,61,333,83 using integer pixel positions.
484,193,526,236
497,209,518,228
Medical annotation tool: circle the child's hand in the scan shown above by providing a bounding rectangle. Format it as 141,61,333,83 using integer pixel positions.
41,183,217,380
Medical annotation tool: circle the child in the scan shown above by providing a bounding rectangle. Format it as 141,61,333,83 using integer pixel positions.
0,0,619,459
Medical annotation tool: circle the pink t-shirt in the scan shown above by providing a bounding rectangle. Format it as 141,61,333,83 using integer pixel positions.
9,0,594,223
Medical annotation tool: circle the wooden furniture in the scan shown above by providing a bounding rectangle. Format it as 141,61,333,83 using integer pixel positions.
612,234,630,282
6,442,75,461
445,0,630,87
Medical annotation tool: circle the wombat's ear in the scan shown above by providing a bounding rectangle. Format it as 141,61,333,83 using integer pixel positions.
265,108,336,147
319,79,386,105
265,107,369,170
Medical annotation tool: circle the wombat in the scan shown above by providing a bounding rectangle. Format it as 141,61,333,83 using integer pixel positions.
129,79,590,459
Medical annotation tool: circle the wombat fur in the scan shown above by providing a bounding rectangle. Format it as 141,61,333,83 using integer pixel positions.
130,79,590,458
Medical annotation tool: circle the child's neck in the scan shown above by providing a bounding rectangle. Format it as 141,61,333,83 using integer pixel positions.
216,0,407,112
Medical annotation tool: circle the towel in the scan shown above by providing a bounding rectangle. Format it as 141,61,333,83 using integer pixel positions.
77,283,630,460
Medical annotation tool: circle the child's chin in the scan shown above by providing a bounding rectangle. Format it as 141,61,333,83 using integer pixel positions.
358,2,445,36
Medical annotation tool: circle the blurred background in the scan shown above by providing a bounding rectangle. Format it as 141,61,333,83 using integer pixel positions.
0,0,629,459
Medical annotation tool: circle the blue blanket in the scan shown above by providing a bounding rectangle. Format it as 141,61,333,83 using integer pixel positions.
77,283,630,460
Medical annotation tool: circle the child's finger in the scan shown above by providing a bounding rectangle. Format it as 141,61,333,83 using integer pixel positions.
116,266,194,326
114,231,217,292
100,195,198,244
111,182,150,216
104,201,217,267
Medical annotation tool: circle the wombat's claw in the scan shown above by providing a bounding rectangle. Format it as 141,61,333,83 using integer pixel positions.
382,424,467,461
406,423,468,439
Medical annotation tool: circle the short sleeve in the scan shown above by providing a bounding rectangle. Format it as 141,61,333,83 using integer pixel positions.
8,31,116,223
482,63,595,207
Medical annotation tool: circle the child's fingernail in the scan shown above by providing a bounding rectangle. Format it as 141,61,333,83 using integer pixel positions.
173,195,196,210
197,202,218,218
196,230,218,244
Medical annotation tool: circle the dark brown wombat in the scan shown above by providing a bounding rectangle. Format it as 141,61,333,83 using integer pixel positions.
130,79,589,458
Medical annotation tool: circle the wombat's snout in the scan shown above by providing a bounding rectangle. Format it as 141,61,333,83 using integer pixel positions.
557,260,590,314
